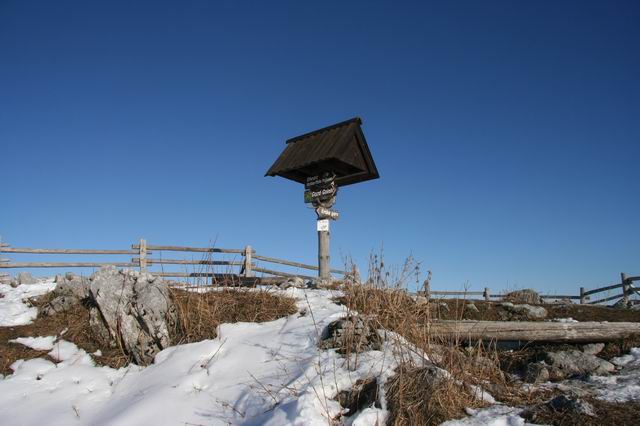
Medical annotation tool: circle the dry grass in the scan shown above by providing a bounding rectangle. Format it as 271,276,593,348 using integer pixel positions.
385,365,480,426
169,287,297,344
1,286,297,375
0,300,128,374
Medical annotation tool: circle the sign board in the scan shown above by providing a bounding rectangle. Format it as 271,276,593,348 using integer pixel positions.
304,185,337,203
305,174,335,190
316,207,339,220
317,219,329,232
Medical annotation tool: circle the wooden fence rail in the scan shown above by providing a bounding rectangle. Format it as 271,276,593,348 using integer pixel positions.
0,239,347,284
424,273,640,305
0,240,635,303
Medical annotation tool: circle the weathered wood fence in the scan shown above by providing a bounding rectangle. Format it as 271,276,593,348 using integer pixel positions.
423,272,640,305
0,239,348,285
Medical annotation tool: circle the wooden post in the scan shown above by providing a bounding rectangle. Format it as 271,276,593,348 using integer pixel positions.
580,286,586,304
243,245,254,277
622,272,629,305
423,280,431,299
484,287,490,301
317,219,330,281
139,239,147,273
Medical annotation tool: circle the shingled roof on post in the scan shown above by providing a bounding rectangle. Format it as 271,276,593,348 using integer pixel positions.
265,117,379,187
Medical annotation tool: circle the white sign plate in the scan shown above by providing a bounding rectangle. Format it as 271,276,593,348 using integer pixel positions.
317,219,330,232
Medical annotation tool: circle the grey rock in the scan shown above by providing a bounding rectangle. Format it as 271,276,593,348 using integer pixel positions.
547,394,596,417
320,316,383,353
525,362,550,383
504,289,543,304
466,303,480,313
543,349,615,379
40,295,80,316
500,302,547,319
279,276,306,289
89,266,176,365
17,272,37,285
413,296,429,305
582,343,605,355
40,273,92,316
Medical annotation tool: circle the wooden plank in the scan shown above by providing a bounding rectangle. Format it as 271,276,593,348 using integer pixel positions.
252,266,315,280
133,258,245,266
628,276,640,282
132,244,248,254
588,293,625,305
253,254,346,274
428,291,485,296
0,262,138,268
429,320,640,343
539,295,582,299
583,283,624,296
0,247,138,255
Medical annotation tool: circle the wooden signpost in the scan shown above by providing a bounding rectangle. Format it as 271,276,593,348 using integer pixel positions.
266,117,379,281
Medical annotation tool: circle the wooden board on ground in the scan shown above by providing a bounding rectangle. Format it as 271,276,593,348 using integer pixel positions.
429,320,640,343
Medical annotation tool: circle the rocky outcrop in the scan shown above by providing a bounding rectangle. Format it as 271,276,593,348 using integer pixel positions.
500,302,547,320
40,273,91,316
320,316,383,354
40,266,177,366
89,267,177,365
504,289,543,305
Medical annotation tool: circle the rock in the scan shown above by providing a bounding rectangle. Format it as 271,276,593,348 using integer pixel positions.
17,272,37,285
525,362,550,383
40,273,91,316
336,377,380,416
500,302,547,319
547,394,596,416
582,343,605,355
523,394,596,422
612,298,632,309
413,296,429,305
466,303,480,313
504,289,543,304
278,276,306,289
542,349,615,379
320,315,383,354
88,266,176,365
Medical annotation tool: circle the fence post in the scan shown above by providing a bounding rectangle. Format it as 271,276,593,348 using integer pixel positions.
243,245,253,277
484,287,490,302
139,239,147,273
622,272,629,305
580,286,586,304
423,280,431,299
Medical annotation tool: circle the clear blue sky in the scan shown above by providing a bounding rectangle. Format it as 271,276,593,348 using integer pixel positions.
1,1,639,293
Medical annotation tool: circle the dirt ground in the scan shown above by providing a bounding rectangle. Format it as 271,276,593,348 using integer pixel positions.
430,298,640,322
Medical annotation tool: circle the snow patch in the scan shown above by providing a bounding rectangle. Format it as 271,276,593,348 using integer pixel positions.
0,279,56,326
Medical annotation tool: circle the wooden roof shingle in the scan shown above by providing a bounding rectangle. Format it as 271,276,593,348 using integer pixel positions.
265,117,379,187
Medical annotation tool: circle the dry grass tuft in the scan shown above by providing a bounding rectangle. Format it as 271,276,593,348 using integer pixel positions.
0,300,128,374
169,287,297,344
385,365,480,425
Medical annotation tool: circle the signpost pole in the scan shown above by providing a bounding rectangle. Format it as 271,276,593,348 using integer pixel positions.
318,220,330,281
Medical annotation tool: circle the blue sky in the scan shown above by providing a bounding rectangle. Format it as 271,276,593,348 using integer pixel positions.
1,1,639,293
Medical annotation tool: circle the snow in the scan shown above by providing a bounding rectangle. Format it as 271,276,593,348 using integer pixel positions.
440,406,535,426
0,279,56,326
552,317,578,323
9,336,57,350
590,347,640,402
2,279,639,425
0,286,400,425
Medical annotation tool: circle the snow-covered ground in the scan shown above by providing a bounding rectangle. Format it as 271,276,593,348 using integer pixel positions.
0,278,56,326
1,280,640,425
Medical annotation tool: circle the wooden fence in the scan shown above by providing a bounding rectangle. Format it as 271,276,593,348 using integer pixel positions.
0,239,348,285
423,272,640,305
